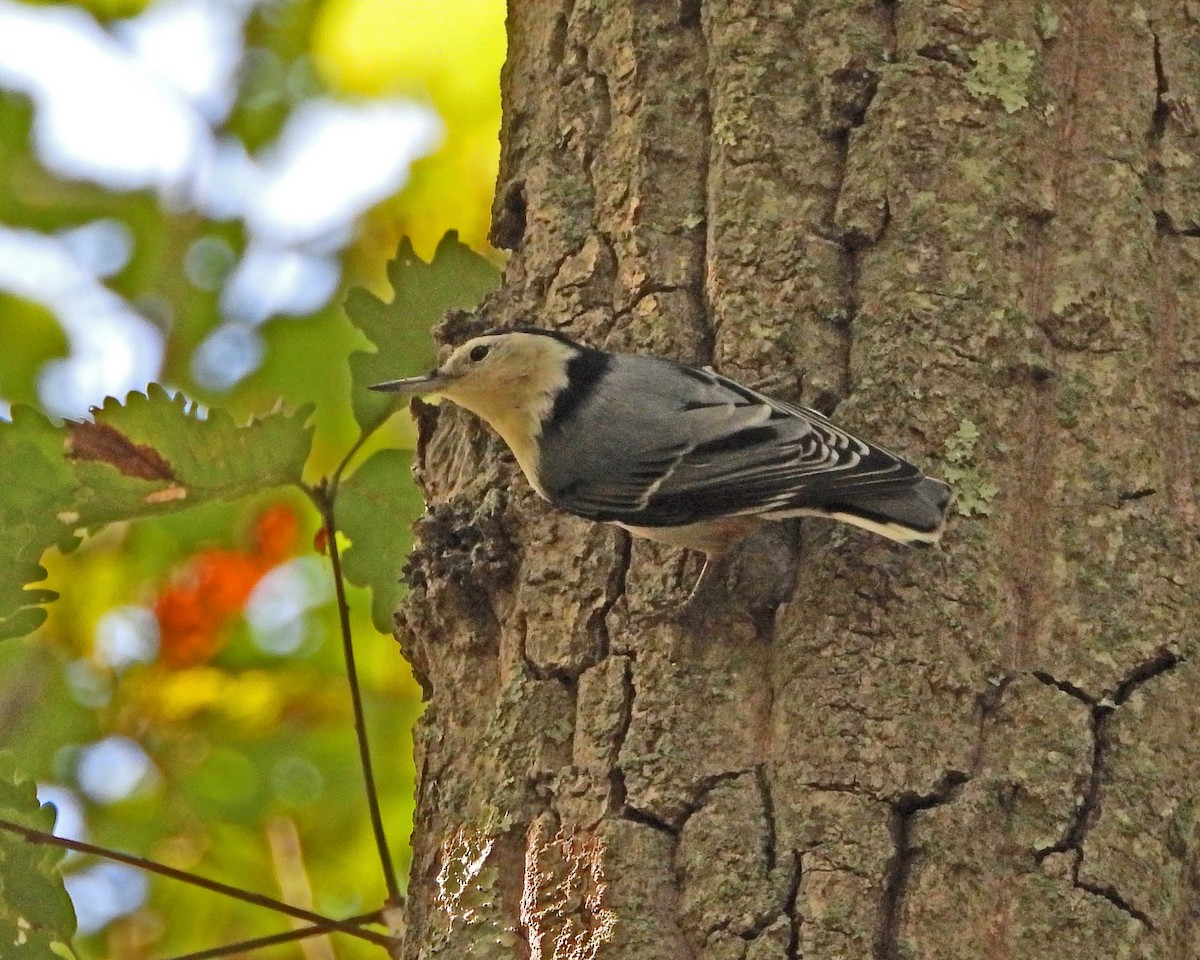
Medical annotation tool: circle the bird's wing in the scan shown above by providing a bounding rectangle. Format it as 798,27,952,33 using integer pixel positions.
540,360,923,528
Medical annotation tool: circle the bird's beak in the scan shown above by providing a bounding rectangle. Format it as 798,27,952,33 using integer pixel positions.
369,369,459,395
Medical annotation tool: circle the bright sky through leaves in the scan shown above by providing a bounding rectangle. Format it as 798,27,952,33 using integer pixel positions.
0,0,442,415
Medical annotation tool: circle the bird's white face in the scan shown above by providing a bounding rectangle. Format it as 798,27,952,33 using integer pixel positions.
370,330,576,438
437,334,538,399
369,331,576,493
426,333,574,414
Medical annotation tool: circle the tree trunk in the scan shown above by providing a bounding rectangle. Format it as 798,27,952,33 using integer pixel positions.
394,1,1200,958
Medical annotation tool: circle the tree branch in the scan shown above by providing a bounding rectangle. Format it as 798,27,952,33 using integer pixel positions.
162,910,383,960
329,427,374,495
0,818,392,947
306,479,403,906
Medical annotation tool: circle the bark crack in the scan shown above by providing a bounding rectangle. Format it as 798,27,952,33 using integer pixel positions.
824,59,883,411
546,234,600,304
783,850,803,960
756,764,777,872
588,530,632,661
1076,877,1155,927
606,657,636,816
673,769,757,830
621,800,680,838
1145,26,1200,535
971,674,1015,772
1033,650,1183,927
691,0,714,358
548,5,570,64
1108,647,1183,706
878,0,897,62
1150,29,1169,143
1031,670,1097,706
580,62,611,178
876,770,969,960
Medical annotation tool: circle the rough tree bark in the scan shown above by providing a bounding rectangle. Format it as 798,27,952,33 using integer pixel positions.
393,1,1200,958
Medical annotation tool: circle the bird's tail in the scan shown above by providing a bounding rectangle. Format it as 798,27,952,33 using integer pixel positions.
817,477,953,546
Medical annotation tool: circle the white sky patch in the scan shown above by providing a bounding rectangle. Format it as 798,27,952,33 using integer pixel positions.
75,735,158,805
0,0,211,194
190,136,255,220
189,321,265,391
94,605,160,671
190,99,440,385
0,226,164,419
65,862,148,935
245,556,333,656
57,219,135,279
112,0,248,123
36,783,88,848
0,0,443,400
219,243,341,324
243,98,442,248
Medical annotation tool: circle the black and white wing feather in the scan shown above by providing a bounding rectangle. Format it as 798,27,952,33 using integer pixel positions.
535,353,948,539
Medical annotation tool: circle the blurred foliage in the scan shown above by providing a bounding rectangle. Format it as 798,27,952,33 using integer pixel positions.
338,448,418,636
0,0,506,956
0,761,77,957
0,294,68,407
313,0,506,262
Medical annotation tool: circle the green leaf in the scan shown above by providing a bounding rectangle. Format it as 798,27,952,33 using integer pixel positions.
337,449,423,633
346,232,499,435
73,385,314,526
0,608,49,643
0,758,76,955
0,388,314,638
0,407,77,639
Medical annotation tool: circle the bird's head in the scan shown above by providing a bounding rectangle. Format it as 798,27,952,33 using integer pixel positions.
370,328,580,427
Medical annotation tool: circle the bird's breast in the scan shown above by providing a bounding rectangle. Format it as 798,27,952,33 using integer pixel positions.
615,516,762,556
485,411,552,500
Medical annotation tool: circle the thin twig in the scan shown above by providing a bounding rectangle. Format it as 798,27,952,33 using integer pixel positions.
0,819,392,947
162,910,383,960
329,427,374,495
305,480,402,905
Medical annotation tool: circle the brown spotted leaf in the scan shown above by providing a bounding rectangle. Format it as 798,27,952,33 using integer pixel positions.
66,421,176,481
1,386,314,639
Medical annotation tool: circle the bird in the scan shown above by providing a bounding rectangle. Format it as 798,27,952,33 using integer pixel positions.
371,328,951,595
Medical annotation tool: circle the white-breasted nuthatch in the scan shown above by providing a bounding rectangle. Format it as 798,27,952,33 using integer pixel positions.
372,329,951,584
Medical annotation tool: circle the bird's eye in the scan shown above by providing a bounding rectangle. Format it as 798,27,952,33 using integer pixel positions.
469,344,490,362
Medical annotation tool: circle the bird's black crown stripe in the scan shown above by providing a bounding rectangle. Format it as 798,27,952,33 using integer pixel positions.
546,346,613,430
482,326,584,348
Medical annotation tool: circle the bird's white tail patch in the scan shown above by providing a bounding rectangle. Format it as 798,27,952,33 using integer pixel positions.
763,506,945,545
